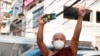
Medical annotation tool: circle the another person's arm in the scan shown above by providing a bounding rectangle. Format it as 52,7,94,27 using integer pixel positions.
37,16,50,56
70,3,86,56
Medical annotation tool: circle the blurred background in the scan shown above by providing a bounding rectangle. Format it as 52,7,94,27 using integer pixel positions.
0,0,100,56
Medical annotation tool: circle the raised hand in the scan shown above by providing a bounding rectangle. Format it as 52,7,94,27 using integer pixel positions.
38,15,46,25
78,2,86,17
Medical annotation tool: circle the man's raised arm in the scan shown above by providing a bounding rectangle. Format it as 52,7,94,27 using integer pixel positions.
70,2,86,56
37,16,50,56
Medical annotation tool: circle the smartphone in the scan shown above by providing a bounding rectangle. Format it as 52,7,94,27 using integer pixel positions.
43,13,56,22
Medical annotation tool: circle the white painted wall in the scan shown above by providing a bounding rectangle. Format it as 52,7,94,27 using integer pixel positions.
25,2,44,38
25,11,34,38
88,0,100,11
90,10,97,23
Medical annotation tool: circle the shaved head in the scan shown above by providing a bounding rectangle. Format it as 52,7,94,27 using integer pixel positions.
53,33,66,40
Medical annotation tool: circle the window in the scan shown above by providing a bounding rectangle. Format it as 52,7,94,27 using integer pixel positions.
96,12,100,23
32,6,44,28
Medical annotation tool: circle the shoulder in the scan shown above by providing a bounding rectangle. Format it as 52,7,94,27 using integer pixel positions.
65,46,72,53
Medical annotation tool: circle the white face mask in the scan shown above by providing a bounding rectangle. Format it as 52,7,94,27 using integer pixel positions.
53,40,64,50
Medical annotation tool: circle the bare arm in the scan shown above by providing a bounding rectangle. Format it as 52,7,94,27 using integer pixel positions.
70,16,83,56
37,16,50,56
70,3,86,56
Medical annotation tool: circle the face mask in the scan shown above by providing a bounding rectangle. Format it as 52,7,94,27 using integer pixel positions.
53,40,64,50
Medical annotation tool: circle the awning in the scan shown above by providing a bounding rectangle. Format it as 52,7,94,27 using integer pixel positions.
24,0,35,7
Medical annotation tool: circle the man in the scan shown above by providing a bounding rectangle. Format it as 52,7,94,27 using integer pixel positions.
37,2,86,56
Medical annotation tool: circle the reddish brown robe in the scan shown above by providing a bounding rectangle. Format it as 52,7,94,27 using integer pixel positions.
53,46,72,56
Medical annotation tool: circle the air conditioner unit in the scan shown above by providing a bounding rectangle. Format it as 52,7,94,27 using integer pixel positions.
0,23,10,33
0,18,10,33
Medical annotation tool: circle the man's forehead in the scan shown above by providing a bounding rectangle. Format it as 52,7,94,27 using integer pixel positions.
53,33,66,39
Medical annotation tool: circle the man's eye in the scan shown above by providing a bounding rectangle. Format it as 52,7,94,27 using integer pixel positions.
54,38,58,40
